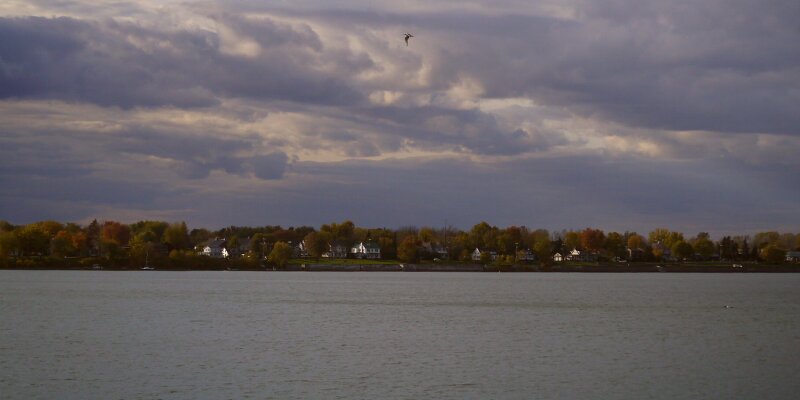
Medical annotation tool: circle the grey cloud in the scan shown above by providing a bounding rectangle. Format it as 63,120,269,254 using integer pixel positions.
350,105,566,155
269,2,800,136
247,152,289,180
0,16,367,108
170,155,800,235
110,128,288,180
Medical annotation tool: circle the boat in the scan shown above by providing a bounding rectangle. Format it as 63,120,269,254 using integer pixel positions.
140,250,154,270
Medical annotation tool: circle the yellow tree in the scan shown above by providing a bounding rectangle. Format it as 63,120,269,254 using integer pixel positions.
268,241,292,268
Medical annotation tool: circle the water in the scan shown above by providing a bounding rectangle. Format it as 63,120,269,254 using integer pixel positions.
1,271,798,399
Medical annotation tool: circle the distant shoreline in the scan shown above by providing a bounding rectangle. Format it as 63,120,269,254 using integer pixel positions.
2,263,798,273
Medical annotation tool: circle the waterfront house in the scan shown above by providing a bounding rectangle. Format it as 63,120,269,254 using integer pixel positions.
787,251,800,263
351,241,381,259
420,242,449,260
323,240,349,258
517,249,537,262
201,238,229,259
471,248,498,262
566,249,583,261
553,252,563,262
294,241,309,258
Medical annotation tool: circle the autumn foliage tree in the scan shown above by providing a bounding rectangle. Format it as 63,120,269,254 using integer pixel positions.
268,241,292,268
397,235,419,263
580,228,606,253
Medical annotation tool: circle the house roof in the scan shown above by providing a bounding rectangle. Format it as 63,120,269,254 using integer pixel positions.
203,238,226,248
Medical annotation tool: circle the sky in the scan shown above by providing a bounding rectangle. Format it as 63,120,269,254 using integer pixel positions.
0,0,798,236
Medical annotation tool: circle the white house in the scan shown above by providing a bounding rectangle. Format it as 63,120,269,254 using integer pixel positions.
294,241,309,258
351,241,381,259
472,248,498,262
201,239,229,259
565,249,580,261
553,252,563,262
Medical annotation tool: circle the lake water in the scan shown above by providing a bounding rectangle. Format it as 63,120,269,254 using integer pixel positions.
1,271,798,399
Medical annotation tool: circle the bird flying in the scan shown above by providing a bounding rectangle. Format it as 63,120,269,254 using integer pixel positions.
403,33,414,46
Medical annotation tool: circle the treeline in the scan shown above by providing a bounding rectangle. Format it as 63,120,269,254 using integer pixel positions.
0,219,798,268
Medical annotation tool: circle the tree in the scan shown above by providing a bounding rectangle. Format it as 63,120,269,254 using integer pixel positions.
189,228,213,247
761,245,786,264
649,228,684,259
162,222,189,251
86,219,101,255
691,233,715,260
0,220,14,232
268,241,292,268
397,235,419,263
533,236,552,263
672,241,694,261
102,221,130,246
604,232,626,258
16,224,50,256
418,227,437,243
627,233,645,250
580,228,606,253
0,230,19,259
564,231,581,251
227,236,240,256
303,231,329,258
50,230,77,257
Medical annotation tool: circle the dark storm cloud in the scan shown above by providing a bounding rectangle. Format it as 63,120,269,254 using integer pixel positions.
110,128,289,180
0,16,365,108
248,152,289,180
177,155,800,235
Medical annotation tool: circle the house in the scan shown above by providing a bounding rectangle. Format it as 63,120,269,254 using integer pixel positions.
200,238,229,259
627,247,646,261
323,240,349,258
553,253,563,262
230,237,251,258
566,249,587,261
351,241,381,259
471,248,498,262
294,241,309,258
517,249,537,262
420,242,449,260
786,251,800,263
433,245,449,260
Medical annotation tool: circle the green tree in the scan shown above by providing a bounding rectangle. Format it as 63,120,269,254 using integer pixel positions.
533,236,552,263
16,224,50,256
761,245,786,264
189,228,213,247
303,231,329,259
604,232,626,258
268,241,292,268
0,230,20,259
564,231,581,251
162,222,189,251
691,233,715,260
672,241,694,261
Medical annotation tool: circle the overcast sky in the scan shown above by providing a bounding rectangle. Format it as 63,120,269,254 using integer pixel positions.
1,0,798,236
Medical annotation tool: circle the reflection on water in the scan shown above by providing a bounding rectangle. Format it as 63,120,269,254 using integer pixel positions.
1,271,799,399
